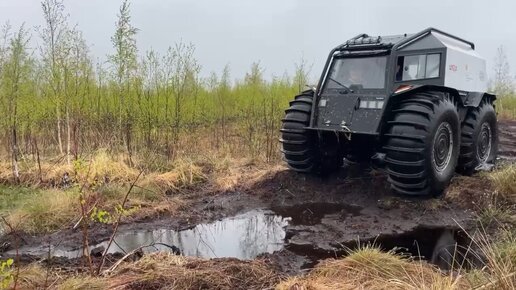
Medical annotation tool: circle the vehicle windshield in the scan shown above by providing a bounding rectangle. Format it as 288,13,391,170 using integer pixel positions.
323,56,387,92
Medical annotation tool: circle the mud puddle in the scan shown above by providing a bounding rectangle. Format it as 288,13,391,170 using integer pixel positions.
286,226,474,270
5,202,475,271
5,209,289,260
5,203,364,261
271,203,362,226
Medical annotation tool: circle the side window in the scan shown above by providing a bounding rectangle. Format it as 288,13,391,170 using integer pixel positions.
425,54,440,78
396,53,441,81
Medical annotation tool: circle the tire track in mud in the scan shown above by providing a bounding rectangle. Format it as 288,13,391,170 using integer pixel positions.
265,118,516,272
498,119,516,160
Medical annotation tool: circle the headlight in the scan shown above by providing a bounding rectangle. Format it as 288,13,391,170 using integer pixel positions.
359,99,384,110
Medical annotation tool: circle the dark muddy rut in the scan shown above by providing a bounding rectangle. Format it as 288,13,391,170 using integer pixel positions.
499,119,516,160
2,119,515,274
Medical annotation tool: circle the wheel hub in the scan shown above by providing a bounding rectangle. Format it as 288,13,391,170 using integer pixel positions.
432,122,453,173
476,122,492,163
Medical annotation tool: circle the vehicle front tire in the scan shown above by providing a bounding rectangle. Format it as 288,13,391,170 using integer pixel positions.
384,91,460,196
280,90,342,175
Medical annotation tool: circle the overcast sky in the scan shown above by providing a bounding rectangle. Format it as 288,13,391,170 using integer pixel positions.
0,0,514,81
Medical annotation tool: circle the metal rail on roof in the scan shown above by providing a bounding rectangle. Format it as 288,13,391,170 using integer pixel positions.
336,35,388,51
336,28,475,52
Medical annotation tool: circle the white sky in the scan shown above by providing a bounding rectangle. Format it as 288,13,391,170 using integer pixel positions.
0,0,514,81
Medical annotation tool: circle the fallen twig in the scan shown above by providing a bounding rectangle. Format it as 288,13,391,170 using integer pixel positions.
96,170,143,275
473,272,516,289
102,244,149,276
102,242,181,276
1,216,20,290
72,199,99,230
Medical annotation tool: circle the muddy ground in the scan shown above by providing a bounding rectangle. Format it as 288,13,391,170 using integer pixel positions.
498,119,516,160
2,119,516,275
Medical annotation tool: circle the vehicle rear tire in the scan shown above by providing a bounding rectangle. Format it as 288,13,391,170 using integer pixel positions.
280,90,342,174
383,91,460,196
457,98,498,175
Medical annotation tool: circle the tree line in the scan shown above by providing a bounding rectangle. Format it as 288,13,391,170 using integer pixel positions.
1,0,513,182
0,0,311,181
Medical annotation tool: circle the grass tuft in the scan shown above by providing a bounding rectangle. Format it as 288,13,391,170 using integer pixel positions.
57,276,106,290
5,188,78,234
107,252,280,290
497,95,516,119
142,158,208,194
86,150,139,183
465,228,516,289
488,164,516,203
12,264,48,289
276,245,465,290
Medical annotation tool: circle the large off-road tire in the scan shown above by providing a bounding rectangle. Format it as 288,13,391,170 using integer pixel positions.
457,98,498,175
280,90,342,174
383,91,460,196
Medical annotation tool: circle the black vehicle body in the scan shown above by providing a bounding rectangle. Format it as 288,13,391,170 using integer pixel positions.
307,28,494,159
281,28,498,196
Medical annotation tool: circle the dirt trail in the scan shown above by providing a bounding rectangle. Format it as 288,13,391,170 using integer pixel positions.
2,119,515,274
499,119,516,160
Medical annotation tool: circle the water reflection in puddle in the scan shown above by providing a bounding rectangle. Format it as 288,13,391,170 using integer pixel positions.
60,210,288,260
5,203,364,262
271,202,361,225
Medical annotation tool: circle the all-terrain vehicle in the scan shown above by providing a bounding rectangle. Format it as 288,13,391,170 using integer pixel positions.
280,28,498,196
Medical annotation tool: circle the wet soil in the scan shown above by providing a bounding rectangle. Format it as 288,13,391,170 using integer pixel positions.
0,168,475,274
498,118,516,160
2,119,515,275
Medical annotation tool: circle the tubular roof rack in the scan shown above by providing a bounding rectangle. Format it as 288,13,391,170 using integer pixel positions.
345,35,382,46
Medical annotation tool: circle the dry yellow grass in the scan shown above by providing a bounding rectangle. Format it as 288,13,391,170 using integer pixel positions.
2,185,181,234
0,162,13,182
11,264,48,290
276,227,516,290
465,229,516,290
141,158,208,193
86,150,139,183
0,149,139,186
0,149,275,197
208,156,241,192
139,155,260,194
276,246,466,290
133,197,184,220
9,264,105,290
7,228,516,290
6,188,78,234
57,276,106,290
106,252,280,290
0,160,64,185
1,155,203,233
0,150,189,233
488,164,516,203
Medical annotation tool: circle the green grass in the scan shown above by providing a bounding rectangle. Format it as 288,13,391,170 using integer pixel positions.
3,187,80,233
0,185,83,233
478,203,513,226
488,164,516,203
0,185,43,213
497,95,516,119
